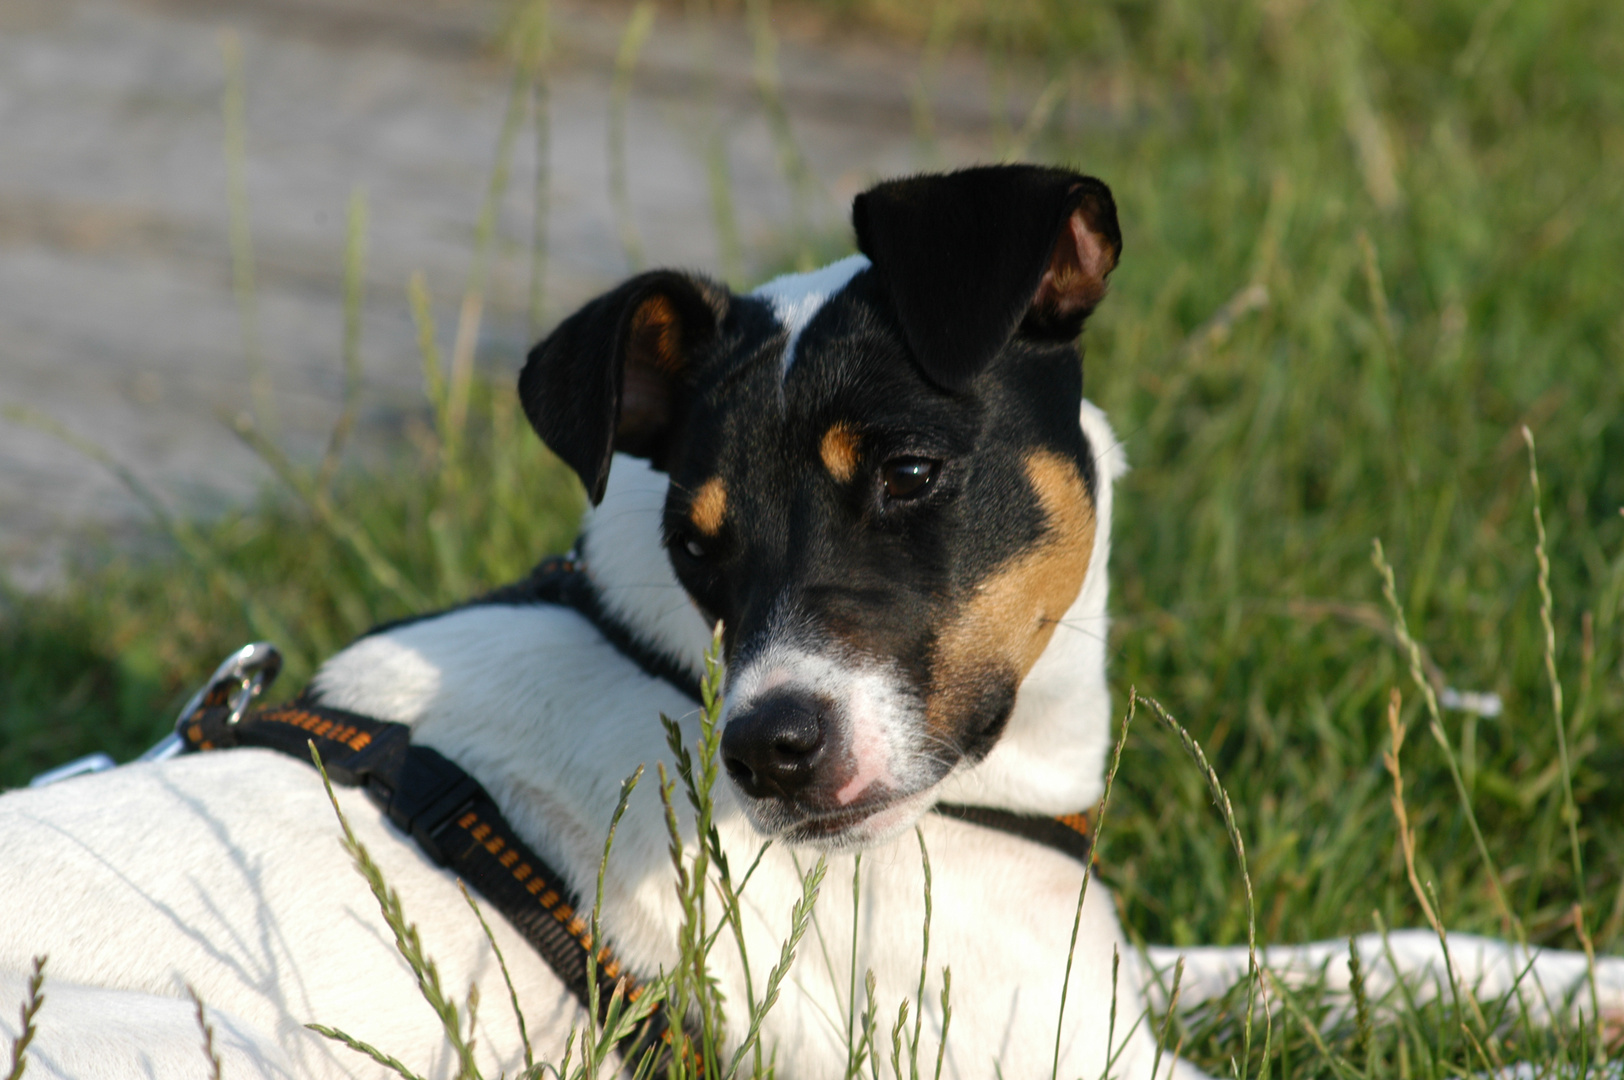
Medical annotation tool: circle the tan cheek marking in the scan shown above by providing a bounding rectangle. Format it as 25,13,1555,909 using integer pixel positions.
820,422,860,483
690,477,727,537
927,449,1096,735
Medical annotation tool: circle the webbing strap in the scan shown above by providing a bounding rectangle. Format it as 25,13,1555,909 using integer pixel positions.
179,696,686,1070
932,803,1094,866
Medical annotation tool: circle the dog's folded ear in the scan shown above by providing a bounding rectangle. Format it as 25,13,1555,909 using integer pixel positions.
520,271,729,504
852,164,1121,392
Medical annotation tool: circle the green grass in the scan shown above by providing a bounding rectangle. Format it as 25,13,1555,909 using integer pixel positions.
2,0,1622,1073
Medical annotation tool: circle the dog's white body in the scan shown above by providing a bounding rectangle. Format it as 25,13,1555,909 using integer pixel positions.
3,389,1621,1078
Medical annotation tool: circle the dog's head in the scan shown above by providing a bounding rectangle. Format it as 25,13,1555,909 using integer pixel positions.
521,165,1121,847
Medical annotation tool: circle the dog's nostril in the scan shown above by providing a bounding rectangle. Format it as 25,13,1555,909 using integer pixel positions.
721,691,829,801
723,754,758,789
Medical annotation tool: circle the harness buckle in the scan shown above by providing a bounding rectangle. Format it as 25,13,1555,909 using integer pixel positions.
143,642,285,763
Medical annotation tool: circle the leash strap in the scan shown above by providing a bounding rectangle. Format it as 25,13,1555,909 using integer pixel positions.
932,803,1093,865
179,690,686,1071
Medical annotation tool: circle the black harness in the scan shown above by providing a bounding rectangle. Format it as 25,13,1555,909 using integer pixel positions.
177,556,1095,1069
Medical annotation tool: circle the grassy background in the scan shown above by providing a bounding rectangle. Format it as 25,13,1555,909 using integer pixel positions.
2,0,1621,1070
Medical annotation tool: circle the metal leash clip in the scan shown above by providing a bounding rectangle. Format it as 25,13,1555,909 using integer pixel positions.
29,641,283,787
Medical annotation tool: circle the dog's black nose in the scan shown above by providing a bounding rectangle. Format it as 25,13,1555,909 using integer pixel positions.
722,691,828,801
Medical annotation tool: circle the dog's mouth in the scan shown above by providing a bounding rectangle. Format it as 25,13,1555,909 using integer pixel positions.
742,786,940,849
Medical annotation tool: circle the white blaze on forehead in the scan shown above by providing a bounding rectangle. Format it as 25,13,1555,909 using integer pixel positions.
751,253,870,375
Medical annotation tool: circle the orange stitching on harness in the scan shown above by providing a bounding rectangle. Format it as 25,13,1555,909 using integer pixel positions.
447,809,642,992
1056,811,1092,836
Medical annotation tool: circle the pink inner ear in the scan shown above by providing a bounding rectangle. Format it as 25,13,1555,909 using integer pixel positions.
1034,209,1118,319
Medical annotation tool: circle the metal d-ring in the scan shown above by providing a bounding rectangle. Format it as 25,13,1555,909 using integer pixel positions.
29,641,283,785
136,641,284,763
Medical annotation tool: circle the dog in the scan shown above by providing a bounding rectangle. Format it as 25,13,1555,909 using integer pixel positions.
2,165,1617,1079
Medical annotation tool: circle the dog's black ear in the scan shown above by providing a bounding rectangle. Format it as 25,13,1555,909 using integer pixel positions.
852,164,1121,392
520,271,729,504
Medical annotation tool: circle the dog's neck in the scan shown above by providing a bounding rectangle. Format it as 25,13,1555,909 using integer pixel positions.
581,400,1127,816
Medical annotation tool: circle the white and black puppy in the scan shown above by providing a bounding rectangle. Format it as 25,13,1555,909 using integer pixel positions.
1,166,1615,1080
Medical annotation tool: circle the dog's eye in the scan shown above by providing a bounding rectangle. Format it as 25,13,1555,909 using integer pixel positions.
681,536,708,560
881,458,939,500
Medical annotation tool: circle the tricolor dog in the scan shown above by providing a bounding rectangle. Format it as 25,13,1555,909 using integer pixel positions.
1,166,1617,1079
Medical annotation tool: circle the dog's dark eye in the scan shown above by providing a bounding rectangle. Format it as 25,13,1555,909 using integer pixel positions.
681,536,708,560
881,458,939,500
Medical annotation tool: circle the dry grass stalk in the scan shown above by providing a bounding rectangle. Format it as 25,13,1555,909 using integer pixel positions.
187,985,224,1080
3,956,46,1080
1382,688,1443,941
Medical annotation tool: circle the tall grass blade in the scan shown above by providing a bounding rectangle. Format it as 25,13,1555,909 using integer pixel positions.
1372,538,1521,940
685,0,744,287
1053,689,1134,1080
220,30,273,437
909,827,932,1079
743,0,820,265
582,765,644,1080
510,0,553,341
932,968,952,1080
609,3,657,274
306,1022,429,1080
843,852,864,1079
1522,428,1587,904
448,46,534,457
1139,692,1269,1080
320,185,369,498
1005,75,1065,162
458,881,535,1074
1151,957,1185,1080
1348,939,1373,1072
529,60,552,340
724,856,828,1078
1264,970,1357,1080
908,0,957,167
307,741,480,1079
1525,427,1607,1062
224,409,429,612
407,272,450,444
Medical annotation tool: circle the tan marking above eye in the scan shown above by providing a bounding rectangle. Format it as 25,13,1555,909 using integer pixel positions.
690,477,727,536
820,422,860,483
925,449,1097,735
